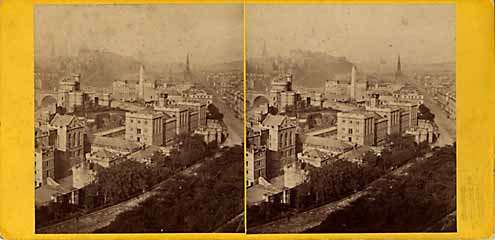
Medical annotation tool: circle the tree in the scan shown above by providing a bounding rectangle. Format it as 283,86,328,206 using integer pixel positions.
267,106,278,115
207,104,224,120
418,104,435,122
100,146,244,233
94,161,149,204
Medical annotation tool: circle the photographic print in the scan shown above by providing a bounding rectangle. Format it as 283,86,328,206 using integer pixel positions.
245,4,456,233
34,4,244,233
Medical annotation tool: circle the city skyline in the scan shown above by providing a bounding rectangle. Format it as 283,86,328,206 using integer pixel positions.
35,4,244,66
247,4,455,65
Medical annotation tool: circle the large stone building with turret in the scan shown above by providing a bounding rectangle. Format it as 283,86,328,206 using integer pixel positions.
57,74,87,113
269,73,297,113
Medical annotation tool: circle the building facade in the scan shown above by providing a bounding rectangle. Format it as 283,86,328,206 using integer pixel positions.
125,110,164,146
246,146,267,187
49,114,86,179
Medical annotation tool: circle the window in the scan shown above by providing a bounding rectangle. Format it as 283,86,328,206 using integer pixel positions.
137,137,140,142
138,120,141,124
349,120,352,124
76,132,80,146
348,128,353,134
348,137,352,142
130,119,133,123
137,128,142,134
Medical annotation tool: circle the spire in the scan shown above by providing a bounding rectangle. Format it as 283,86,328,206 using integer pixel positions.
186,53,190,73
184,53,192,82
262,40,268,58
397,55,401,74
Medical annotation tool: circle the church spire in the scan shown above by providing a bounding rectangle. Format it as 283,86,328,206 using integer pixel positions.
262,40,268,58
395,54,402,81
186,53,191,73
184,53,192,82
397,54,401,74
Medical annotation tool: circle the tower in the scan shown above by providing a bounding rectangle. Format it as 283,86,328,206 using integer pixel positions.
261,40,268,58
397,55,402,74
185,53,191,73
184,53,192,82
350,65,357,100
138,65,145,100
395,55,402,81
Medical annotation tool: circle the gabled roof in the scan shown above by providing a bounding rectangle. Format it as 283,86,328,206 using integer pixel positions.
50,114,75,127
262,114,286,127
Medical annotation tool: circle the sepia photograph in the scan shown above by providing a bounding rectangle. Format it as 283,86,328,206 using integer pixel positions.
34,4,244,233
245,4,456,233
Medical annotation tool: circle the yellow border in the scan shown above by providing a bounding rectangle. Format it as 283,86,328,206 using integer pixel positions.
243,0,249,234
0,0,494,239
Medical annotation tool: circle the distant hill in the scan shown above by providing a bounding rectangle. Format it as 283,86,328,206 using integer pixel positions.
198,60,243,73
247,49,354,88
35,49,142,90
35,49,243,90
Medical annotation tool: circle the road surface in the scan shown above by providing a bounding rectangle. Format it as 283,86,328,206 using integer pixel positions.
37,162,204,233
205,87,243,146
411,81,455,146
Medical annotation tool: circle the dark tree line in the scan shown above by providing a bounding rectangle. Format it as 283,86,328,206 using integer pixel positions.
418,104,435,122
309,143,456,233
248,134,430,227
97,145,244,233
207,104,224,121
36,134,213,229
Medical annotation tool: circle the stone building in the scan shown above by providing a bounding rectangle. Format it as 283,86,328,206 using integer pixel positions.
49,114,86,179
57,74,88,113
35,144,55,188
246,145,267,187
269,74,297,113
125,109,164,146
337,94,418,146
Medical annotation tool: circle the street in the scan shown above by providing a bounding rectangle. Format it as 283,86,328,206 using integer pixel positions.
413,84,456,146
207,87,243,146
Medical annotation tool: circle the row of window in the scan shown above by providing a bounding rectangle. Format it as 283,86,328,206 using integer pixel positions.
278,131,295,148
68,131,82,148
129,119,149,124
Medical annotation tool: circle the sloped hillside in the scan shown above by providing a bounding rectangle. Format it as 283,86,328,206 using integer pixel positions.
35,49,142,90
247,50,353,88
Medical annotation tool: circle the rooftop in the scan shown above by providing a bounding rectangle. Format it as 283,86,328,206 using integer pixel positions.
93,136,141,152
304,135,352,151
262,114,287,127
340,145,373,161
50,114,75,127
246,176,286,206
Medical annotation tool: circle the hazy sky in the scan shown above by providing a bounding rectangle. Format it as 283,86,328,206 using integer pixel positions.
247,4,455,65
35,4,243,65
